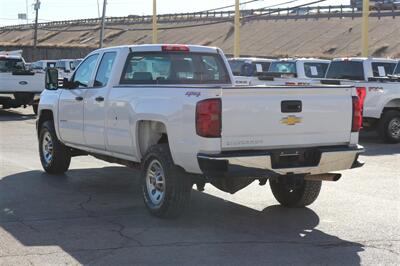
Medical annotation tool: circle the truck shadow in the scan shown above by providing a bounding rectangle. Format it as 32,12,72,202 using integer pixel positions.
359,132,400,156
0,109,35,121
0,167,363,265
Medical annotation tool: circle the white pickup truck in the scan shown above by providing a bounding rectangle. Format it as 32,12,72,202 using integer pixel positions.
232,58,330,86
0,54,45,114
323,58,400,143
37,44,364,218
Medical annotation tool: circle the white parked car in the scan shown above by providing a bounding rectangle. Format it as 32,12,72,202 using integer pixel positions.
0,53,45,114
37,44,364,218
233,58,330,86
323,57,400,143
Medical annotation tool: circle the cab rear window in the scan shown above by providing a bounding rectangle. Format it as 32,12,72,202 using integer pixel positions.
325,61,364,80
120,52,230,85
268,62,297,74
0,58,25,72
304,62,329,78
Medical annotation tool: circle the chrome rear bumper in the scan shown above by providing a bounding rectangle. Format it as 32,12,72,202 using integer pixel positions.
197,145,364,178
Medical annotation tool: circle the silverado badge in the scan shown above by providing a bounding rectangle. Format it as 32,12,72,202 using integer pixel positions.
281,115,302,126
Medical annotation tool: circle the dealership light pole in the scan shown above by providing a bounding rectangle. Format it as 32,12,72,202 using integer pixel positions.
234,0,240,58
25,0,29,24
152,0,158,44
99,0,107,48
33,0,40,49
361,0,369,57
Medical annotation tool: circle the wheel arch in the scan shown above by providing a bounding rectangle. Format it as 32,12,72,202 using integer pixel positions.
382,98,400,116
136,120,169,161
37,109,54,137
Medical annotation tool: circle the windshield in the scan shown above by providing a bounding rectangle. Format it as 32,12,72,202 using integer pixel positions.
120,52,230,85
268,61,297,74
304,62,329,78
325,61,365,80
0,58,25,72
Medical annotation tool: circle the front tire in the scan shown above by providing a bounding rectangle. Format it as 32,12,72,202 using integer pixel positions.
269,178,322,207
39,120,71,174
141,144,192,218
378,110,400,143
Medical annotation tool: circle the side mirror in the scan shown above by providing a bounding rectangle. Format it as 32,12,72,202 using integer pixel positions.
45,68,59,90
62,77,79,89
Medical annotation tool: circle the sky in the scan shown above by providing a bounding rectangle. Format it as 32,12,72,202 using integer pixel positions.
0,0,349,26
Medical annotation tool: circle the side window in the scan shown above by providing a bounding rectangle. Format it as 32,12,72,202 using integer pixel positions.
94,52,117,87
371,62,396,77
72,54,99,87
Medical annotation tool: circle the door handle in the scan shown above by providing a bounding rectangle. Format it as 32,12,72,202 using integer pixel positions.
95,96,105,102
281,100,302,113
75,96,83,101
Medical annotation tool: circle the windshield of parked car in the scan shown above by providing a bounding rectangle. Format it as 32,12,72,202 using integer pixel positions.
268,61,297,74
304,62,329,78
120,52,230,85
325,61,365,80
0,58,25,72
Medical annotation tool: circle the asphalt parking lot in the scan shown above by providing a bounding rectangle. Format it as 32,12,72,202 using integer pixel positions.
0,108,399,265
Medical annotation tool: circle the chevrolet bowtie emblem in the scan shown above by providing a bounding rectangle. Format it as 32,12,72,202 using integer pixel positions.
281,115,302,126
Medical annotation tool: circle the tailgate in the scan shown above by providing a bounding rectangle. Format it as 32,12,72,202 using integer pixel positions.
221,86,353,150
0,73,44,93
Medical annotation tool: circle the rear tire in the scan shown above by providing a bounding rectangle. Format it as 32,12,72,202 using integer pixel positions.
39,120,71,174
141,144,192,218
378,110,400,143
269,178,322,207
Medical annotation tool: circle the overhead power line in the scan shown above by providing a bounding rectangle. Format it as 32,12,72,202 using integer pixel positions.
3,0,327,33
201,0,302,13
200,0,264,13
40,0,326,32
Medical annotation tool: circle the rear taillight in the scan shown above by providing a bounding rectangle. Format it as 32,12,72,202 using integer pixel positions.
196,99,221,138
161,45,189,52
352,96,363,132
356,87,366,108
